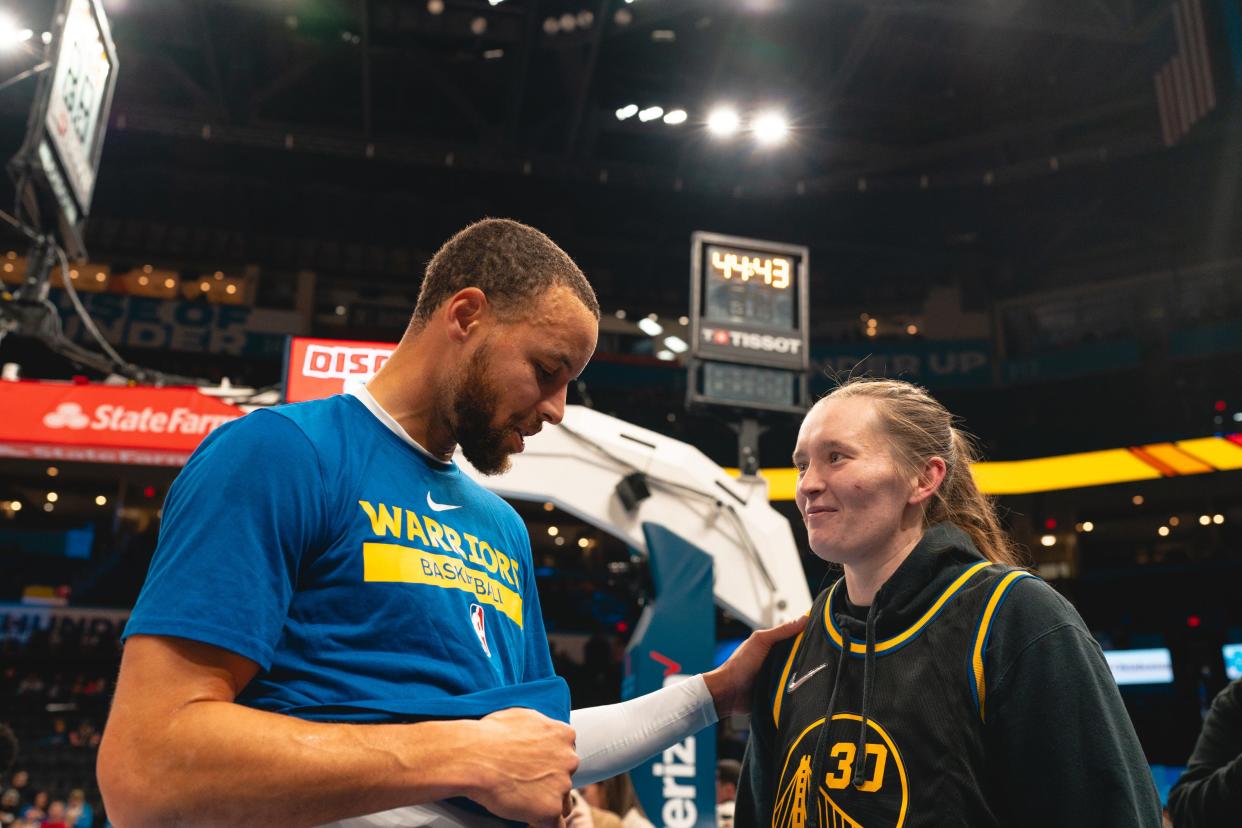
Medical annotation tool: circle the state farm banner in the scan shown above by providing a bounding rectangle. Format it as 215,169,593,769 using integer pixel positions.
284,336,396,403
0,380,244,464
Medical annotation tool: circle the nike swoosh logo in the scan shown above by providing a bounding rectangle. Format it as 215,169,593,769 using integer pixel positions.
787,663,828,693
426,492,461,512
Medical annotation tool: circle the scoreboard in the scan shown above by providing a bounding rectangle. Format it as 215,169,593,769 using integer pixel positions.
687,232,809,413
10,0,118,258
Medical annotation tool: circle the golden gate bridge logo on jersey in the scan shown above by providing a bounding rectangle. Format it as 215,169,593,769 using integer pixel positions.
469,603,490,657
773,714,908,828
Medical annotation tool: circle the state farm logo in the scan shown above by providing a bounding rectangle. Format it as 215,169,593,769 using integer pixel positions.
40,401,238,435
43,403,90,430
301,344,393,381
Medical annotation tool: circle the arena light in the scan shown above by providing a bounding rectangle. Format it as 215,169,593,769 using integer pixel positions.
656,350,675,361
753,111,789,146
663,109,688,125
95,495,107,506
1158,525,1170,537
1215,514,1226,524
637,317,663,336
663,335,688,353
1082,521,1094,532
0,14,33,48
615,104,638,121
1039,534,1055,547
638,106,664,122
8,500,20,512
707,107,741,137
46,492,58,503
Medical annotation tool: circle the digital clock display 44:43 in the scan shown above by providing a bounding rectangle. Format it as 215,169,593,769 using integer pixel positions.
707,245,792,289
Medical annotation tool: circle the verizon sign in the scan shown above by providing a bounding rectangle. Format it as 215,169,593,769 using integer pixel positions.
285,337,396,403
0,381,244,465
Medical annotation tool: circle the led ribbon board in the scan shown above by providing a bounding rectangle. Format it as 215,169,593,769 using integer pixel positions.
687,232,810,413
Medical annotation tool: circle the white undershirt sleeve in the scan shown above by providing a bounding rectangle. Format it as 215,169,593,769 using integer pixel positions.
569,674,719,786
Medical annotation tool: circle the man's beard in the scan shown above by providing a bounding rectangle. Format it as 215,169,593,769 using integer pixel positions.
451,343,519,476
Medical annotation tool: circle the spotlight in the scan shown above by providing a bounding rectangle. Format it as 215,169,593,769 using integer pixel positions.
9,501,21,512
637,317,663,336
663,109,688,125
427,0,445,14
1158,526,1170,537
1214,514,1226,525
1081,521,1094,532
547,526,559,537
46,466,58,477
614,8,633,25
1039,534,1055,547
656,350,675,361
638,106,664,122
577,10,594,27
46,492,58,503
1200,514,1211,525
707,107,740,137
470,16,487,35
615,471,651,512
488,0,505,5
615,104,639,121
543,17,560,34
753,111,789,146
663,335,688,353
559,12,577,31
95,495,108,506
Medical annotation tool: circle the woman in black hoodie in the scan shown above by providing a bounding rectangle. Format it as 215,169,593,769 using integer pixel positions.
736,378,1160,828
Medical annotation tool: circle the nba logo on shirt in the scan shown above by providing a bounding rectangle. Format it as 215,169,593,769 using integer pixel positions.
469,603,490,657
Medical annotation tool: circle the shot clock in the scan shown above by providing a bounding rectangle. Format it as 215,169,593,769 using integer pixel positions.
9,0,118,259
688,232,809,413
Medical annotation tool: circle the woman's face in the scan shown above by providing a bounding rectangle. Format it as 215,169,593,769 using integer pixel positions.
793,396,918,565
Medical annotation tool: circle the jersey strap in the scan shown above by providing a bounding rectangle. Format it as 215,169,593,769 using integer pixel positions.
969,570,1035,723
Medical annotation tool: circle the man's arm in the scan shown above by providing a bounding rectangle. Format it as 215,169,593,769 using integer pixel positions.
97,635,578,828
1167,680,1242,828
567,617,808,786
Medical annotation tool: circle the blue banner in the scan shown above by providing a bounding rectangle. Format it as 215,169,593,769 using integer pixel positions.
623,523,717,828
811,340,992,389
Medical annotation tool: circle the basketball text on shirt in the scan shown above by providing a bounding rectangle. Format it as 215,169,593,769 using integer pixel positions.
358,499,525,626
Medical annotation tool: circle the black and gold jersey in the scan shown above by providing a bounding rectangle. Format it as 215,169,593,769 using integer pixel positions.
736,524,1162,828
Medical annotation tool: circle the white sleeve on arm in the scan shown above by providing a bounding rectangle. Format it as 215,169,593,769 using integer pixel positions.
570,674,718,786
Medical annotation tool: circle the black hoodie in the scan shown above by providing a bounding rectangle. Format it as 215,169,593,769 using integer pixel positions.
735,523,1161,828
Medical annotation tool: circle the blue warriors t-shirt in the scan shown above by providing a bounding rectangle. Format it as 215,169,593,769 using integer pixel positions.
124,393,568,725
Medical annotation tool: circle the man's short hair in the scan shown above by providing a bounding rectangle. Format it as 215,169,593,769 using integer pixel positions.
411,218,599,330
717,758,742,787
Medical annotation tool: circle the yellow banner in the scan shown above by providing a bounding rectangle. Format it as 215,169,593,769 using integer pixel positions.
363,542,524,627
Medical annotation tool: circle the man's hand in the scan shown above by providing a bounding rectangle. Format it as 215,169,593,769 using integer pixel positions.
702,615,809,719
465,707,579,827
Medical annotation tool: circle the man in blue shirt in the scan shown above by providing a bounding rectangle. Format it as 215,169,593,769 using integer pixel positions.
97,219,803,828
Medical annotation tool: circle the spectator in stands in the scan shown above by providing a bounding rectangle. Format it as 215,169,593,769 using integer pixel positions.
1167,678,1242,827
5,773,26,809
0,725,16,777
568,788,621,828
41,800,68,828
68,720,98,749
716,758,741,804
43,719,68,747
581,774,652,828
64,790,92,828
0,789,19,827
18,791,46,825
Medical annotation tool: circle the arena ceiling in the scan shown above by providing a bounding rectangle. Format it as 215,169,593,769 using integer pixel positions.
0,0,1232,313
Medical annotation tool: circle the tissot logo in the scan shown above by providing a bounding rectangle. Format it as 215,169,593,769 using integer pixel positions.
701,327,801,355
